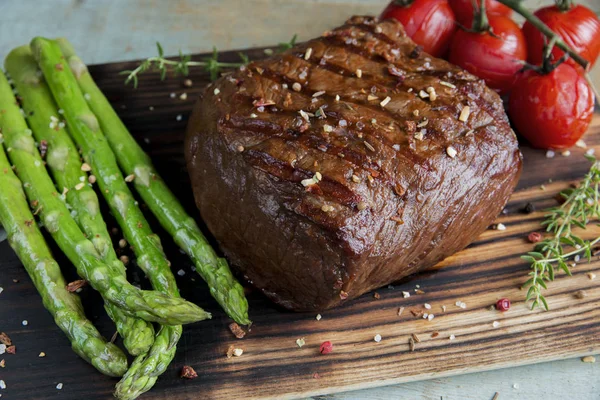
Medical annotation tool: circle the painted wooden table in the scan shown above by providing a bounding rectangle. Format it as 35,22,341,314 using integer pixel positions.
0,1,598,399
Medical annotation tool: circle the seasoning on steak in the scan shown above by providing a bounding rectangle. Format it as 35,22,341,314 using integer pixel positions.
185,15,522,312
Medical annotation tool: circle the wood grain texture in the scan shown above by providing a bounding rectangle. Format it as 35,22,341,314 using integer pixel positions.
0,47,599,400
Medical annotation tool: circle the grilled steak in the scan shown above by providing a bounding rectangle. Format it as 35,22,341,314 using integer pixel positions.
185,16,522,311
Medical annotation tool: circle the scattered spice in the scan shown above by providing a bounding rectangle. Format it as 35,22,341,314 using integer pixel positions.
313,372,321,379
0,359,4,368
304,47,313,60
226,345,235,358
181,365,198,379
492,321,500,328
232,348,244,357
446,146,457,158
495,223,506,231
411,333,421,343
574,290,587,299
373,292,381,300
339,290,349,300
398,307,405,316
228,322,246,339
124,174,135,183
587,272,596,280
402,291,410,298
6,346,15,354
39,352,46,357
357,201,368,211
319,341,333,355
524,202,536,214
408,337,416,351
183,78,193,87
496,298,511,311
459,106,470,122
120,255,130,266
0,333,11,346
415,289,425,295
380,96,391,107
492,393,500,400
292,82,302,91
80,163,91,172
296,338,306,348
449,334,456,340
582,356,596,363
374,334,382,343
118,239,128,248
431,331,439,338
528,232,542,243
356,69,363,78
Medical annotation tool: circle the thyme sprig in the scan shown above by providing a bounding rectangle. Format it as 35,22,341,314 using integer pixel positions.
121,43,248,87
522,155,600,310
121,34,299,88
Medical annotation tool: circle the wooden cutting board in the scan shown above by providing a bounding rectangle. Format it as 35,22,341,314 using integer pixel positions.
0,48,598,400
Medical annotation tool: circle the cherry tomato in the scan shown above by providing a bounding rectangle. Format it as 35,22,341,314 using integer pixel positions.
448,15,527,94
380,0,457,57
448,0,511,28
523,4,600,68
508,63,594,150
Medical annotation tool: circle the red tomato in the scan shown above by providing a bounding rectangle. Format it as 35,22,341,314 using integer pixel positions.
508,63,594,150
448,0,511,27
448,15,527,94
380,0,457,57
523,4,600,68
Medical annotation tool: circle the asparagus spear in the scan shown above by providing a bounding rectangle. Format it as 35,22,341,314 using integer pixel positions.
4,46,155,356
29,38,192,399
57,38,250,325
0,68,208,326
0,141,128,377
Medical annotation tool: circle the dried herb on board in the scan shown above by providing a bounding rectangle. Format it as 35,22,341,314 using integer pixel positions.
122,34,298,87
522,155,600,310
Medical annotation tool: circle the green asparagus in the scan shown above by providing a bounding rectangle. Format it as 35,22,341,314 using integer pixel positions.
0,140,128,377
30,37,191,399
0,68,209,326
57,38,250,326
4,45,155,356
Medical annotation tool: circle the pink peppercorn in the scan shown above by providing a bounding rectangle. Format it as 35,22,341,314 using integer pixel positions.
320,341,333,355
496,298,511,311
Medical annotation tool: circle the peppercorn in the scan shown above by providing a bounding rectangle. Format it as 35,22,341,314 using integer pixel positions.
528,232,542,243
523,202,536,214
319,341,333,355
496,298,511,311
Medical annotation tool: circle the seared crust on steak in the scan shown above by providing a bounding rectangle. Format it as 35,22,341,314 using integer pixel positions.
185,16,522,311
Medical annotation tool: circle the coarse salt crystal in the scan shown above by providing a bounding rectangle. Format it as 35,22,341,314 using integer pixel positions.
313,91,325,97
176,115,183,121
459,106,470,122
233,348,243,357
402,291,410,298
492,321,500,328
316,314,322,321
0,345,5,355
296,338,305,347
22,320,28,326
562,150,571,157
177,269,185,276
304,48,313,60
0,380,5,389
449,334,456,340
576,140,587,148
424,303,431,310
213,88,220,95
546,150,555,158
56,383,63,390
446,146,457,158
170,92,176,98
356,69,362,78
374,334,382,343
428,314,434,321
0,287,3,295
495,223,506,231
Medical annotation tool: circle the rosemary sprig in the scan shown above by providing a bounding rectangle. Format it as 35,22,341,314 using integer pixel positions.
522,155,600,310
121,43,248,87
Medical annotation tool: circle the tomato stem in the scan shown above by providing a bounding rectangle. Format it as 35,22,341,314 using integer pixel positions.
554,0,573,12
496,0,590,71
472,0,490,32
392,0,415,6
